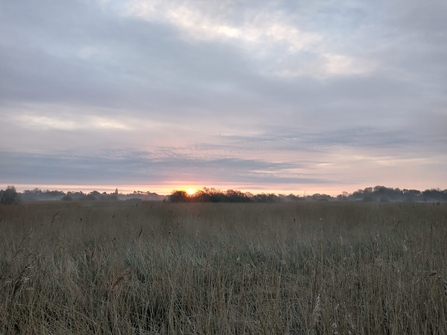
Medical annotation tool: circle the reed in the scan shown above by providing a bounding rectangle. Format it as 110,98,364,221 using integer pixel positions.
0,201,446,334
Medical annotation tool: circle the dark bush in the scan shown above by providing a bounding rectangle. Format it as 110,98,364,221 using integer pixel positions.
0,186,21,205
169,191,189,203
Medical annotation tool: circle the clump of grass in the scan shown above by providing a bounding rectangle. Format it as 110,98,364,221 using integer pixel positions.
0,201,446,334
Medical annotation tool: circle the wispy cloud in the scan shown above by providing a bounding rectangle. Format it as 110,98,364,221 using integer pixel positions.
126,1,321,51
13,114,132,131
125,0,376,79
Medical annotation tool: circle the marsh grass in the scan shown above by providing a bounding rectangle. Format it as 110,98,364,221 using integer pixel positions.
1,201,447,334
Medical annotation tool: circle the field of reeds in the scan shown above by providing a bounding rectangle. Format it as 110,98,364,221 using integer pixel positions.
1,201,447,334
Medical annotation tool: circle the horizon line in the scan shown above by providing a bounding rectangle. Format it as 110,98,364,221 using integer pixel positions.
2,183,446,197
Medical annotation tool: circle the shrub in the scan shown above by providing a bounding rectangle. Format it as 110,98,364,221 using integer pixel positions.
0,185,21,205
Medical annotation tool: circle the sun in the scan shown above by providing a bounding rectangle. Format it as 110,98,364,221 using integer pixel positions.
186,188,197,196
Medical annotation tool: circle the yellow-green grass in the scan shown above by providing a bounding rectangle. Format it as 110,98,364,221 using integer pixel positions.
1,201,447,334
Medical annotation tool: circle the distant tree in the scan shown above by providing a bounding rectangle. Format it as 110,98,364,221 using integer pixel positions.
253,193,279,203
285,194,305,201
362,193,375,202
90,191,101,198
373,186,388,198
0,185,21,205
107,193,118,201
225,189,251,202
85,192,97,201
61,194,73,201
169,190,189,202
336,191,349,201
308,193,332,201
422,188,447,202
364,187,373,194
351,189,364,201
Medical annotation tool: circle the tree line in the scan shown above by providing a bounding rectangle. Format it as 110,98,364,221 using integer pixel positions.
169,186,447,203
1,185,446,205
0,187,164,204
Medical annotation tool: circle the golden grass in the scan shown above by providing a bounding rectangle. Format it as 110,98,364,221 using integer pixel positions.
1,201,447,334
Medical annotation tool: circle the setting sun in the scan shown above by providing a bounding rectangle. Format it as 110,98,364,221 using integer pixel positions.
186,188,197,196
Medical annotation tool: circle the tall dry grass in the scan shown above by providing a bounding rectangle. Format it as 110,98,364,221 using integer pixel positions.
1,201,447,334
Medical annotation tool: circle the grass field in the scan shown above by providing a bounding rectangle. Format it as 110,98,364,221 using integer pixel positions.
1,201,447,334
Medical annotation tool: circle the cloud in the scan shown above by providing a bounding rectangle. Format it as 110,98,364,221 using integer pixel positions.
0,150,330,187
0,0,446,193
126,0,321,51
12,114,133,131
125,0,377,79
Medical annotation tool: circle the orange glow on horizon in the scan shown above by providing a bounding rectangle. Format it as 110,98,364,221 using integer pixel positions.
4,184,351,197
186,188,198,196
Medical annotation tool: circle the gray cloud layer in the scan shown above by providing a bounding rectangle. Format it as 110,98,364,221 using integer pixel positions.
0,0,446,193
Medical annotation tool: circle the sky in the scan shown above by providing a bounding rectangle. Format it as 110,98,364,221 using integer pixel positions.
0,0,446,195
